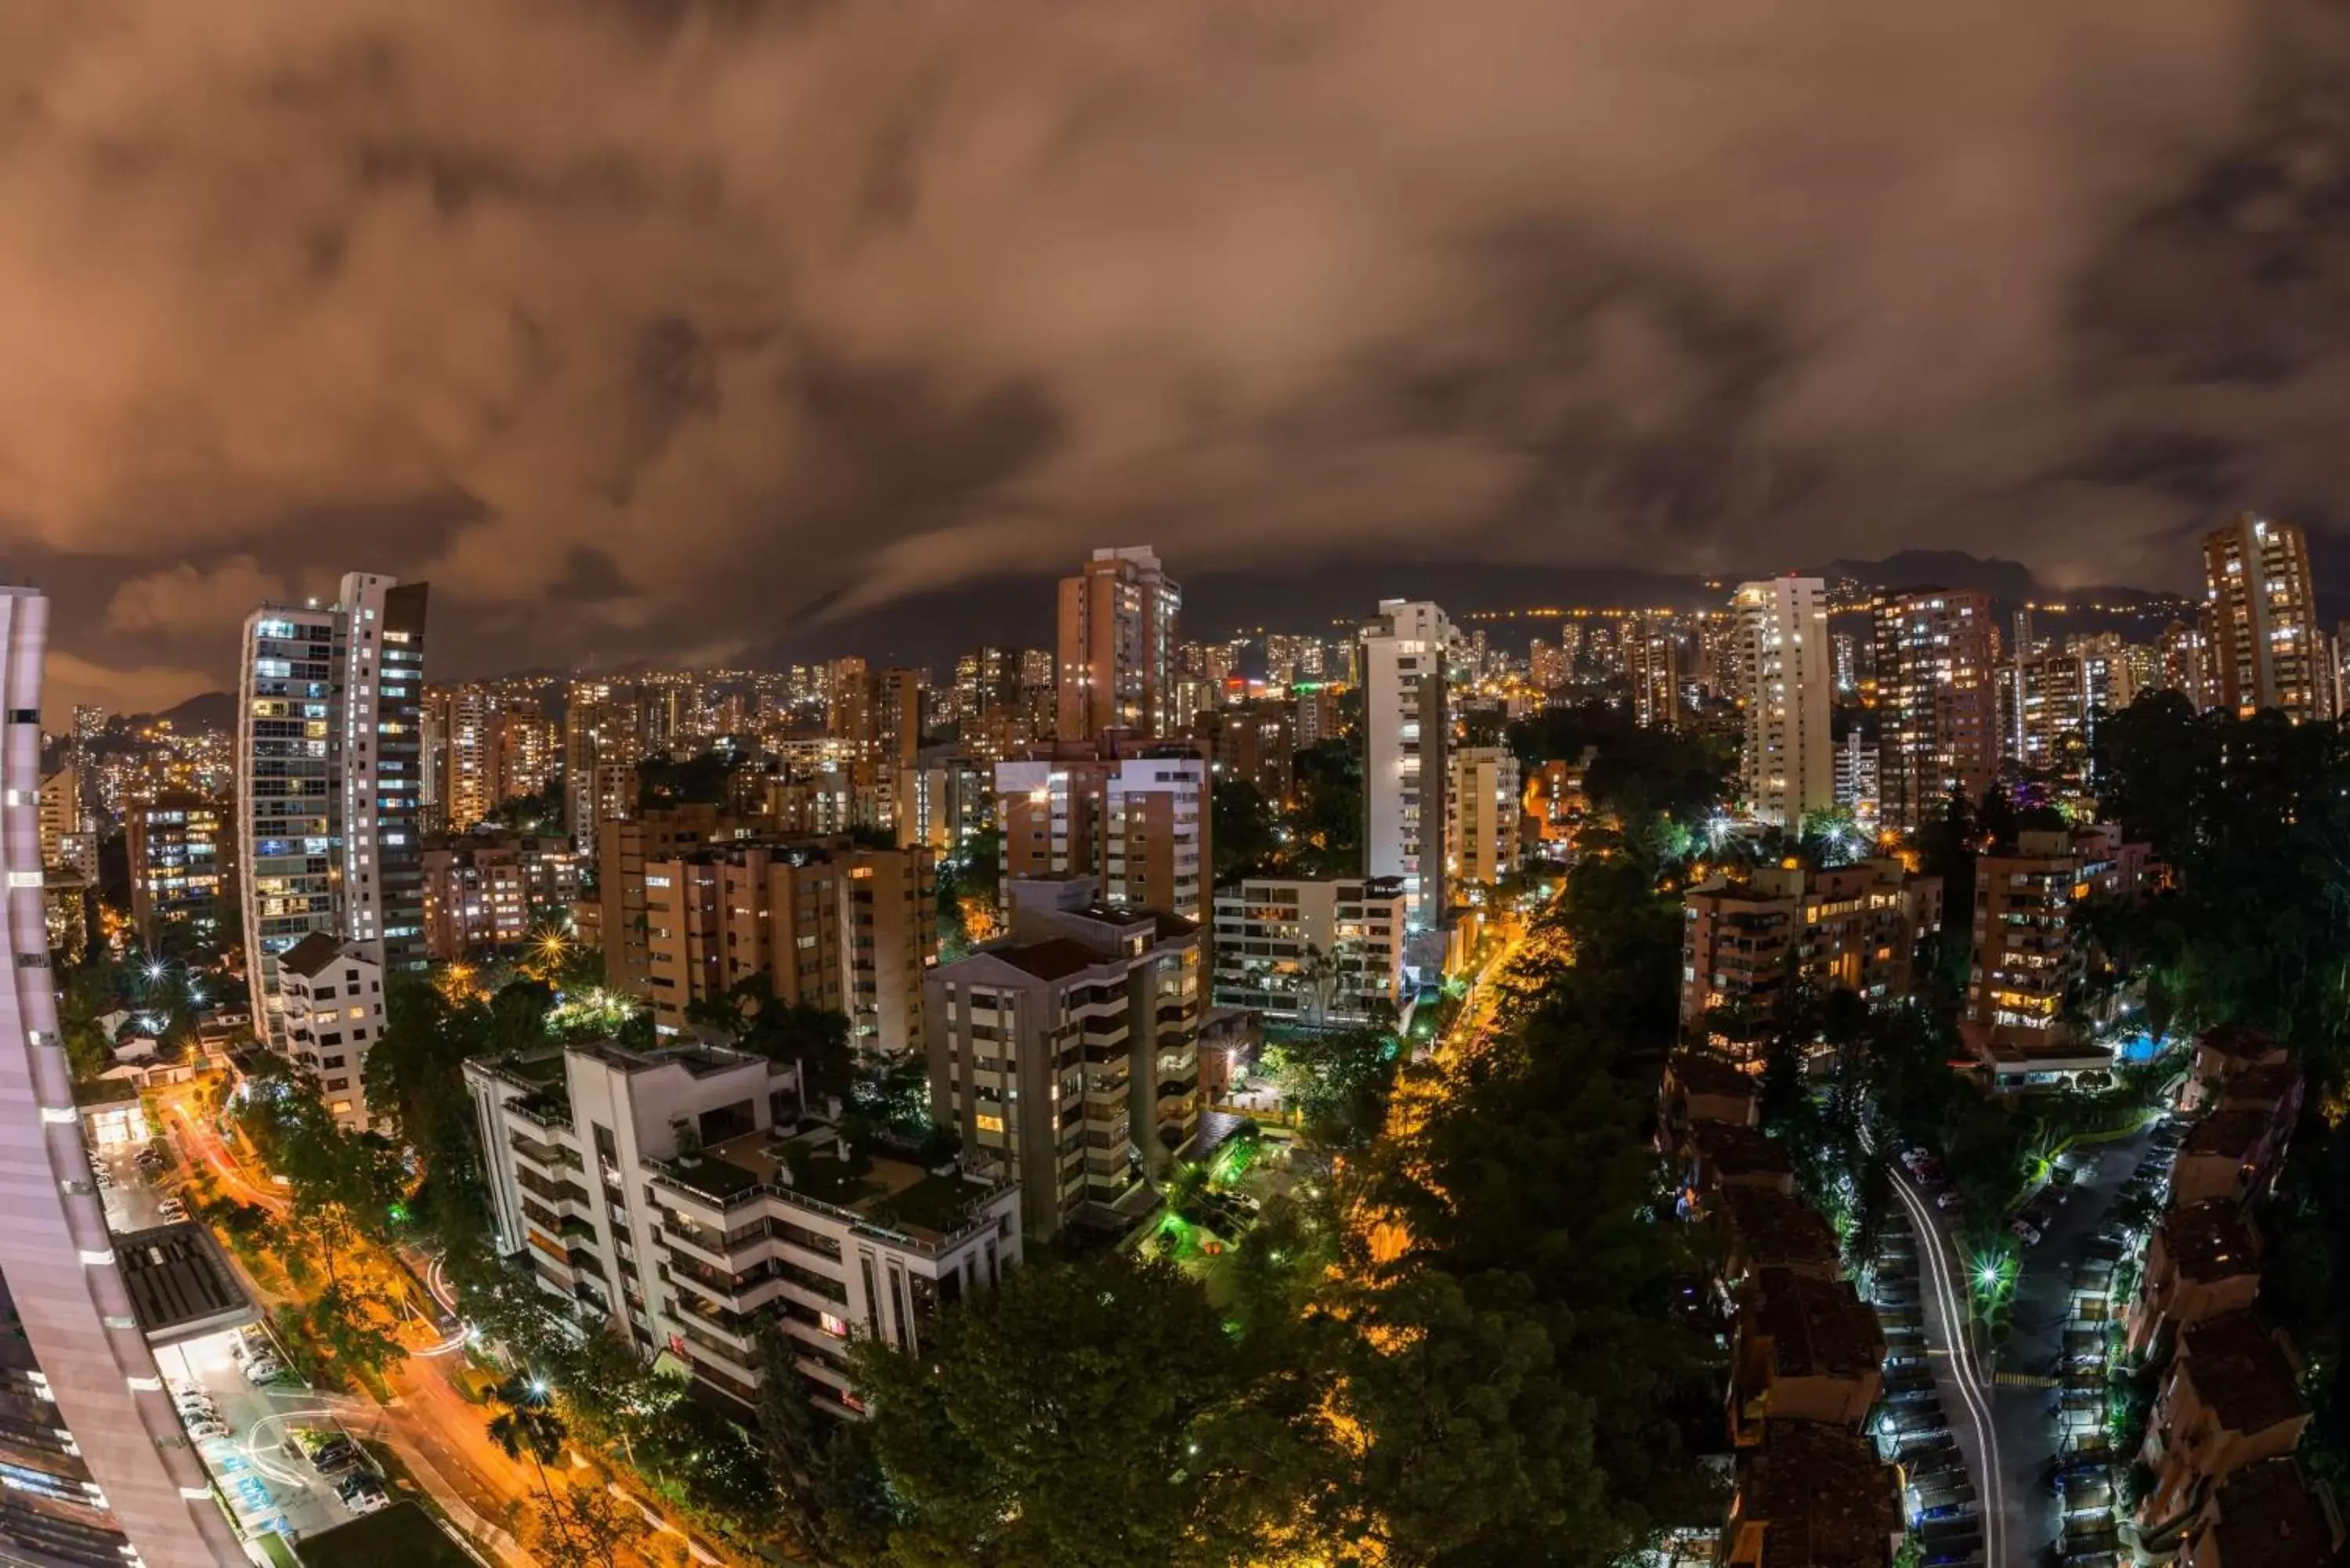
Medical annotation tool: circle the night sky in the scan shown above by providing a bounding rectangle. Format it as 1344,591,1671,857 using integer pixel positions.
6,1,2348,711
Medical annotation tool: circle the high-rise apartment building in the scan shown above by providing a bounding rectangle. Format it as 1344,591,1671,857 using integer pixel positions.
499,712,561,802
564,678,642,851
425,685,504,832
2161,620,2211,710
1872,587,1996,831
1211,875,1408,1027
420,833,584,959
994,740,1210,923
236,573,428,1053
1446,745,1522,891
1528,638,1567,694
1057,547,1181,740
597,804,744,999
2201,513,2329,722
926,876,1201,1238
1732,578,1834,828
128,792,234,953
0,587,250,1566
1361,600,1451,931
1628,613,1682,729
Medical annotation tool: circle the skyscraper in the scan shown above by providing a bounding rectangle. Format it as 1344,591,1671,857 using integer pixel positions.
1627,612,1682,729
236,573,428,1059
1732,578,1834,827
1057,546,1180,739
425,684,504,833
2201,512,2328,722
1873,587,1997,831
1361,599,1451,932
0,587,249,1566
563,677,642,851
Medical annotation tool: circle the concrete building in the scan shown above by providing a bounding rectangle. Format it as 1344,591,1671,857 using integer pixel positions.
1733,579,1834,828
898,753,990,856
1195,702,1296,807
1361,600,1452,931
37,766,93,882
2163,620,2213,710
2141,1311,2309,1531
995,740,1209,924
598,804,745,999
1832,728,1878,826
1209,875,1407,1027
424,684,505,832
274,933,384,1131
235,573,428,1053
1728,1267,1885,1444
2202,513,2329,723
0,587,249,1566
465,1040,1020,1416
1722,1421,1903,1568
1058,547,1181,740
1873,587,1997,831
1679,860,1943,1054
1961,825,2156,1089
926,876,1202,1238
2127,1199,2262,1357
128,792,234,954
564,678,642,852
2175,1458,2345,1568
636,836,934,1057
1628,611,1682,729
1445,745,1521,894
419,833,584,959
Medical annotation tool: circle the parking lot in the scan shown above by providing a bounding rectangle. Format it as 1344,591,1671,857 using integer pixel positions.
93,1135,391,1544
1867,1217,1987,1568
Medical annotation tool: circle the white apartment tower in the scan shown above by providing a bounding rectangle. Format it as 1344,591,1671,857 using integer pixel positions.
236,573,428,1057
1361,600,1452,931
0,587,248,1566
1733,577,1834,827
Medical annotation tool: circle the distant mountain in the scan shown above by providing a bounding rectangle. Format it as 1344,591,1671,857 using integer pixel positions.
1805,551,2177,612
145,691,234,732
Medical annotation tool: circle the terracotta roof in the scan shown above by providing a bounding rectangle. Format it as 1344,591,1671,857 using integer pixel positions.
2181,1311,2305,1438
1692,1121,1795,1179
2183,1109,2276,1162
2200,1459,2341,1568
2157,1199,2260,1285
277,930,349,979
1735,1420,1899,1568
1719,1187,1842,1275
1750,1267,1885,1381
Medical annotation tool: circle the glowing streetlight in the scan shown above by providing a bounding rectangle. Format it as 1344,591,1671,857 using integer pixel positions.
143,959,168,984
1976,1263,2001,1289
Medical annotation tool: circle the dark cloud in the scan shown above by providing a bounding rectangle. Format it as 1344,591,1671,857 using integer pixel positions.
5,0,2350,702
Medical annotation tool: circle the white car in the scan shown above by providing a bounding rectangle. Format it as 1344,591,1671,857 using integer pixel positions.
157,1199,187,1223
184,1418,230,1441
242,1359,284,1385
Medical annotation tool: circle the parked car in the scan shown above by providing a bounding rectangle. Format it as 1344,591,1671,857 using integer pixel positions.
242,1358,285,1385
337,1474,389,1515
2011,1220,2042,1245
156,1198,187,1223
1938,1191,1965,1212
310,1442,360,1476
184,1418,230,1441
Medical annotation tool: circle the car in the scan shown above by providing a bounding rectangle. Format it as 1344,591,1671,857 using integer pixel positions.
242,1359,285,1385
156,1199,187,1222
174,1394,218,1418
311,1443,360,1476
1937,1191,1965,1212
337,1475,389,1515
2011,1219,2041,1245
184,1418,230,1441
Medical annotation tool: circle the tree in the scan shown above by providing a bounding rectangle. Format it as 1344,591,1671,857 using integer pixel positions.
1284,741,1364,877
1211,778,1280,881
851,1255,1322,1568
527,1487,650,1568
489,1375,572,1517
686,976,855,1103
1259,1026,1401,1154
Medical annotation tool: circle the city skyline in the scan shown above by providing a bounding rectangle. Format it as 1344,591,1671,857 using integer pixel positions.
13,3,2350,715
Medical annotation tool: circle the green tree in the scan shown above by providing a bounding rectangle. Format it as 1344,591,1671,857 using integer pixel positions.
685,975,855,1102
527,1485,649,1568
1211,778,1280,881
851,1255,1322,1568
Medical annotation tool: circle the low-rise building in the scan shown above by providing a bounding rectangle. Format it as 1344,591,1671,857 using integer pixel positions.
926,876,1202,1239
1723,1421,1903,1568
465,1039,1021,1418
2184,1026,2290,1115
1716,1187,1844,1285
2141,1311,2310,1530
275,933,384,1131
1209,875,1406,1027
2128,1199,2263,1357
2176,1458,2344,1568
1679,1121,1797,1205
1729,1268,1886,1443
2174,1107,2298,1209
1679,859,1943,1053
1661,1051,1762,1140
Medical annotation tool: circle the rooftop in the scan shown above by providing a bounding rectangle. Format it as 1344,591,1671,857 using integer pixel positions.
1734,1420,1900,1568
1719,1187,1842,1275
2197,1024,2283,1068
113,1223,255,1346
2181,1311,2305,1436
2157,1199,2261,1285
2222,1062,2302,1111
297,1501,476,1568
987,938,1115,981
1749,1268,1885,1381
2182,1108,2278,1162
658,1126,1010,1248
278,930,354,980
1668,1051,1762,1108
2200,1459,2341,1568
573,1039,768,1079
1691,1121,1795,1180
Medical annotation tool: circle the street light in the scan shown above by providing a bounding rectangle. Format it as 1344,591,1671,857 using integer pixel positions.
1976,1263,2001,1290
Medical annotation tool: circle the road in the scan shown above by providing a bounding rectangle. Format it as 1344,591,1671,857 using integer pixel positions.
1882,1157,2011,1568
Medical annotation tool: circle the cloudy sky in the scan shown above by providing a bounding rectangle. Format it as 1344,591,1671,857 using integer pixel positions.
5,0,2348,711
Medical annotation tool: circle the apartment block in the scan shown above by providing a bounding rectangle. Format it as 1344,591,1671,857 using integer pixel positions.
127,791,234,953
1961,825,2156,1090
273,934,385,1132
420,832,584,959
1446,745,1522,892
1194,701,1296,806
1873,587,1997,831
565,678,643,851
1058,546,1181,740
1679,859,1943,1053
1734,578,1834,827
1209,875,1406,1027
638,836,933,1056
1361,600,1451,930
465,1041,1020,1417
2203,513,2329,723
1722,1421,1903,1568
2176,1459,2345,1568
598,804,746,999
2127,1199,2262,1357
926,876,1202,1238
897,753,991,855
1728,1267,1886,1443
995,739,1209,923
